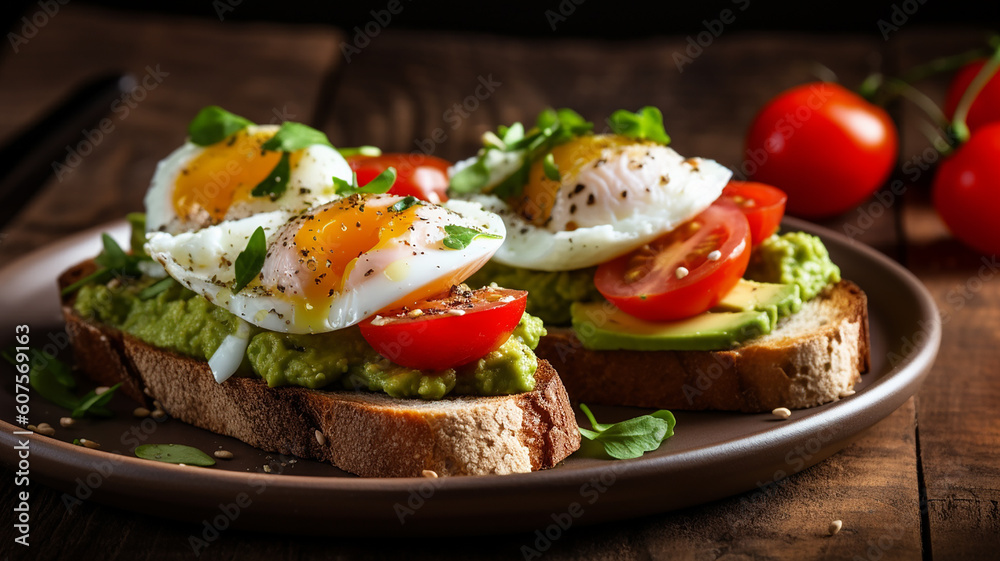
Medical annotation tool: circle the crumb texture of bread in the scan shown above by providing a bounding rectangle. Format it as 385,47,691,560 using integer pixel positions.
59,261,581,478
536,280,870,412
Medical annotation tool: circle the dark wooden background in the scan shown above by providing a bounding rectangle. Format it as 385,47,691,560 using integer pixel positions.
1,5,998,560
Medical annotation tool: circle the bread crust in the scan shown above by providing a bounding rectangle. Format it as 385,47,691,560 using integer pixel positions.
536,280,870,413
59,262,580,477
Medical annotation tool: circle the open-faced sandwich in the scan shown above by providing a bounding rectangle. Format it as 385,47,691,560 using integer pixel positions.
59,107,580,477
447,107,870,413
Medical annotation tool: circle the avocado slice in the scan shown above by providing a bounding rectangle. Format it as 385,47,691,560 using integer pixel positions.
713,279,802,325
570,279,802,352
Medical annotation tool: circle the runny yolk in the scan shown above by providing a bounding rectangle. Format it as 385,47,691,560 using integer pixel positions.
511,134,637,226
172,129,302,223
292,199,422,301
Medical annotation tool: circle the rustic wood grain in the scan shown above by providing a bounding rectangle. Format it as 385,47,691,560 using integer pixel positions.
890,28,1000,561
0,10,966,560
0,5,342,265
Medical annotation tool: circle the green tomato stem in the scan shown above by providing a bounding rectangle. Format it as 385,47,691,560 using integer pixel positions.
951,43,1000,144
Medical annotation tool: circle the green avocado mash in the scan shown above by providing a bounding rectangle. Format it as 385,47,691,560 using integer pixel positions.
74,279,543,400
467,261,603,325
745,232,841,301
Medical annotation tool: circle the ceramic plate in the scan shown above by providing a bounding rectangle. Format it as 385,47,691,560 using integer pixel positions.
0,216,940,536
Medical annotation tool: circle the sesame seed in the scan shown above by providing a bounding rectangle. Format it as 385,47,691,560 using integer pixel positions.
95,386,110,396
26,424,37,432
707,250,722,261
828,520,843,536
150,410,166,420
214,450,234,460
408,309,424,318
36,423,55,436
80,438,102,450
674,267,689,279
315,430,327,446
153,400,163,411
839,389,857,398
448,309,466,316
421,469,439,478
133,407,151,418
772,407,792,419
59,417,75,428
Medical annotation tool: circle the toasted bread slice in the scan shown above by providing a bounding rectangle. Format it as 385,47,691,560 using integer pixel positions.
535,280,870,413
59,262,581,477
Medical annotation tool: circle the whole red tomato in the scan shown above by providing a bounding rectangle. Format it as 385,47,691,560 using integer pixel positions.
745,82,898,219
932,122,1000,255
347,153,450,203
943,59,1000,135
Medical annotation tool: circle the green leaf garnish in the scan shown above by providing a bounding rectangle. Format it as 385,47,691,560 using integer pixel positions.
188,106,253,146
135,444,216,467
442,225,502,250
577,403,676,460
608,106,671,145
337,145,382,158
448,107,593,198
138,277,177,300
542,152,561,181
448,159,491,194
61,234,149,296
250,152,291,200
71,383,120,419
3,348,124,415
332,167,397,195
390,195,419,213
261,121,333,152
126,212,148,257
233,227,267,293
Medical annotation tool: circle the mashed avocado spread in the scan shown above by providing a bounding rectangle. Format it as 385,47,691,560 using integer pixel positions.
468,261,603,325
74,280,544,400
745,232,841,301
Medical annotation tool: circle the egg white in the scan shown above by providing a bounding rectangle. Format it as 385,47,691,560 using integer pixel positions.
458,144,731,272
146,198,506,335
144,124,352,235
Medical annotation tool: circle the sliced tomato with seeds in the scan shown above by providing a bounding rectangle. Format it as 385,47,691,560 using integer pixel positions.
717,180,787,246
358,285,527,371
346,153,451,203
594,205,751,321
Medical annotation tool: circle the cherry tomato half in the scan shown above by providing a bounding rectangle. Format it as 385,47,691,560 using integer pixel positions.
717,181,787,246
943,59,1000,136
594,204,751,321
932,122,1000,255
745,81,898,219
359,286,527,371
347,153,451,203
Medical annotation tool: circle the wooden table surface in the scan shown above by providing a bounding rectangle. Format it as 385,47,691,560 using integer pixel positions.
1,6,998,560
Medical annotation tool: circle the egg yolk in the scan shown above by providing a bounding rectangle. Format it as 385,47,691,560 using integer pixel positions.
511,134,637,226
173,129,302,224
292,198,422,301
